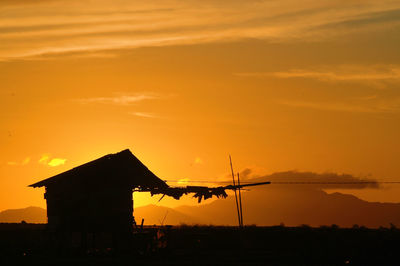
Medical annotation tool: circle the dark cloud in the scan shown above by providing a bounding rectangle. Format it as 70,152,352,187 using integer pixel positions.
239,169,379,190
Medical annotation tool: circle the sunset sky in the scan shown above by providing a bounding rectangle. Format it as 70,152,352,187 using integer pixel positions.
1,0,400,212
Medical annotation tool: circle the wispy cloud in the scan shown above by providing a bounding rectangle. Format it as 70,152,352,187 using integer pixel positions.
48,158,67,167
7,157,30,166
38,154,50,164
131,112,159,118
76,93,159,105
188,157,204,167
1,1,399,60
194,157,203,165
277,99,400,113
237,65,400,83
39,154,66,167
21,157,30,165
76,94,163,118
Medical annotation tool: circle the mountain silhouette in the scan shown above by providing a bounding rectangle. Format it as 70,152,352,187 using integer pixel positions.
1,190,400,227
134,204,203,225
0,206,47,223
176,188,400,227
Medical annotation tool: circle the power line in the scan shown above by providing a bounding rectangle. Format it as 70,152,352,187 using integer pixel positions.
271,181,400,184
164,180,400,185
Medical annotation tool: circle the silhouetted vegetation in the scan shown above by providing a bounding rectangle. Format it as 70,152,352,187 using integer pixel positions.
1,223,400,265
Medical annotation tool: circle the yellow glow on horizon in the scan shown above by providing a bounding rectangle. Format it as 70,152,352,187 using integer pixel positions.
177,179,190,185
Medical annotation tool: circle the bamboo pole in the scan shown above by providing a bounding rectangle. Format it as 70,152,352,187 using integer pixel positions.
237,172,243,227
229,155,241,228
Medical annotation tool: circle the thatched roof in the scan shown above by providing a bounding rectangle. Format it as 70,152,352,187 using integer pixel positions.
29,149,168,189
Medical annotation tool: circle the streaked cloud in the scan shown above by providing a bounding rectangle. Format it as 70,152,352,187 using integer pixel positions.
237,65,400,83
39,154,66,167
76,93,159,105
131,112,159,118
355,95,378,101
277,99,400,114
1,0,400,60
77,94,163,118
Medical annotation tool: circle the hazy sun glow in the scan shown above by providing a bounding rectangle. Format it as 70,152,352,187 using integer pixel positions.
0,0,400,212
177,179,190,185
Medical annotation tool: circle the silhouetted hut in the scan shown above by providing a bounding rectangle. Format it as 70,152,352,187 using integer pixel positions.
29,149,167,234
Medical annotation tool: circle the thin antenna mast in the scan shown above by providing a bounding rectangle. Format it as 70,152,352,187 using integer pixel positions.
229,155,241,228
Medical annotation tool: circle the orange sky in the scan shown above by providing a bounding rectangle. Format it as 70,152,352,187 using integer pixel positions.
1,0,400,211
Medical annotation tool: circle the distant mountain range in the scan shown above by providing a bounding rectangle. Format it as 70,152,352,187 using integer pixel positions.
0,206,47,223
2,188,400,228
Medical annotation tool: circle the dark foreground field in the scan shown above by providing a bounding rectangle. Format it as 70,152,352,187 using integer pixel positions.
1,224,400,265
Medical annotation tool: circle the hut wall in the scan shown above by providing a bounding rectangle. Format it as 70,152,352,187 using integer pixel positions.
45,183,133,233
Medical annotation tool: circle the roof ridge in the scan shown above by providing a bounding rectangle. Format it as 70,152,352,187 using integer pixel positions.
29,149,167,189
